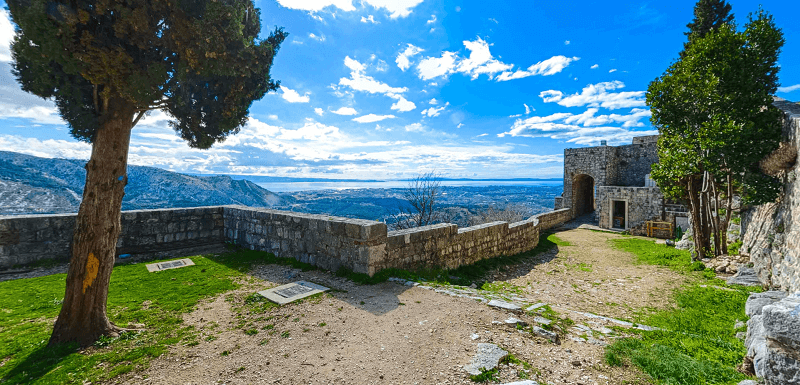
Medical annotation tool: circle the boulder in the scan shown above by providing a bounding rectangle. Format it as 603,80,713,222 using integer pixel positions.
762,293,800,384
728,267,762,286
463,343,508,376
746,291,789,317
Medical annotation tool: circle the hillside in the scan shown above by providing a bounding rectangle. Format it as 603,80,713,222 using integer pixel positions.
0,151,283,215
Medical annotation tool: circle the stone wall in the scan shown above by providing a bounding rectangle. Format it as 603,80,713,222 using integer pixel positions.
0,207,226,268
741,99,800,293
0,206,573,276
596,186,664,231
223,206,387,276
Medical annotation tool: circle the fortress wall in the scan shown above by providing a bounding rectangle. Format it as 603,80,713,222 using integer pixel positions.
741,99,800,293
223,206,387,276
0,206,572,276
611,142,659,187
0,207,226,268
596,187,663,230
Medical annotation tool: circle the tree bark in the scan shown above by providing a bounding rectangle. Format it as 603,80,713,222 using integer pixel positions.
687,176,710,260
49,98,135,347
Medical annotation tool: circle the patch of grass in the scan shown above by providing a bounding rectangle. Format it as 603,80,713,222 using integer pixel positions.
480,281,523,295
610,238,701,274
604,241,762,384
280,331,290,338
728,240,742,256
564,262,592,272
0,249,278,385
527,305,574,334
243,329,258,336
337,232,568,287
469,368,500,382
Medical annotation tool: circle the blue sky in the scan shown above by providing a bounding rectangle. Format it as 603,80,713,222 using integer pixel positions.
0,0,798,180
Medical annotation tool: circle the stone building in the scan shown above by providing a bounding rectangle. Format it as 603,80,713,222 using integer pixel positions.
555,135,687,233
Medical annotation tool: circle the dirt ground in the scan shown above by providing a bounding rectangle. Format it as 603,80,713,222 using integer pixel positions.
109,228,692,385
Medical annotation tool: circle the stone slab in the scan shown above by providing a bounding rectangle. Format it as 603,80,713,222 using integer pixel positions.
146,258,195,272
728,267,762,287
463,343,508,376
488,300,521,312
258,281,329,305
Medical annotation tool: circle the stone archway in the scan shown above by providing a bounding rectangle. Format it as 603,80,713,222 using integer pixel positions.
572,174,595,217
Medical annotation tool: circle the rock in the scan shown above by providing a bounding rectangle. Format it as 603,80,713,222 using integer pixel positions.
471,333,480,340
737,381,757,385
728,267,762,286
736,332,747,340
676,237,694,251
469,283,477,289
526,303,546,312
504,317,527,326
746,291,789,317
587,337,608,346
463,343,508,376
746,314,769,377
735,320,746,330
531,326,559,344
762,293,800,385
666,239,676,247
488,300,522,312
533,316,552,325
498,381,539,385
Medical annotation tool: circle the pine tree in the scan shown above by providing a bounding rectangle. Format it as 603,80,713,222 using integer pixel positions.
7,0,287,346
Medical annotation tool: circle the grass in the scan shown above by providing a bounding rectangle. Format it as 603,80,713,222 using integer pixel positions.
338,232,568,287
606,237,761,384
0,249,279,385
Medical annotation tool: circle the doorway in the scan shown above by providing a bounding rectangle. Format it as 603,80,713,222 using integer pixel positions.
612,200,627,229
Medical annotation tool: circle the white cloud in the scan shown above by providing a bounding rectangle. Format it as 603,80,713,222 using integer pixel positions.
429,98,439,105
390,95,416,112
404,123,425,132
0,135,91,159
477,133,488,137
352,114,396,123
609,68,617,73
421,102,448,117
275,0,424,18
499,108,655,145
339,56,407,96
314,108,324,116
456,38,513,80
590,64,599,69
396,44,424,71
488,18,498,24
538,81,645,109
360,15,378,23
331,107,358,115
0,10,13,62
524,104,533,114
268,114,279,120
564,40,570,45
778,84,800,93
457,123,464,128
308,33,326,42
427,15,437,24
416,51,458,81
277,121,342,141
280,86,311,103
496,56,580,81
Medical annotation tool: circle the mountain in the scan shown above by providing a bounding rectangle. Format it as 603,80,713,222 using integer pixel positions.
0,151,283,215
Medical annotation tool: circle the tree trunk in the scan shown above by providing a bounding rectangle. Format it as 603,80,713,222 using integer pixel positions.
49,98,135,347
687,176,709,260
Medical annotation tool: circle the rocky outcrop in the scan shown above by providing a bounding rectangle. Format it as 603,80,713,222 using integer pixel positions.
744,291,800,384
740,99,800,293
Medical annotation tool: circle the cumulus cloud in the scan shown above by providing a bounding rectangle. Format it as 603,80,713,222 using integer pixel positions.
778,84,800,93
331,107,358,115
339,56,407,96
352,114,396,123
421,102,449,117
308,33,326,42
405,123,425,132
427,15,437,24
390,95,416,112
495,55,580,81
0,10,13,62
429,98,439,105
591,64,599,69
314,108,324,116
498,108,655,145
564,40,570,45
609,68,617,73
396,44,424,71
360,15,378,23
538,81,645,109
455,38,513,80
416,51,458,81
280,86,311,103
275,0,424,18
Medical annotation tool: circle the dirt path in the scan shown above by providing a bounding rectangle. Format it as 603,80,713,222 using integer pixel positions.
110,228,690,385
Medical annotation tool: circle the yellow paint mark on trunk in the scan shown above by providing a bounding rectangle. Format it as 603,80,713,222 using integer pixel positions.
82,253,99,294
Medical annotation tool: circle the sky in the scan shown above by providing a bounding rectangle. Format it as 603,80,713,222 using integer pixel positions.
0,0,799,180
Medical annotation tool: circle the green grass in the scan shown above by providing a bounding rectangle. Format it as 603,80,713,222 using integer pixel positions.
610,238,707,274
606,237,761,384
0,249,279,385
338,232,568,286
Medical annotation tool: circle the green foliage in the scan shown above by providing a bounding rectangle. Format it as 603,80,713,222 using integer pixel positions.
469,368,500,383
0,250,274,384
7,0,287,148
684,0,734,40
728,240,742,255
610,238,697,273
605,285,760,384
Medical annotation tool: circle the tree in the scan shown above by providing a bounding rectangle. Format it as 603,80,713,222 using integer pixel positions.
685,0,734,39
392,172,451,230
648,8,784,259
7,0,286,346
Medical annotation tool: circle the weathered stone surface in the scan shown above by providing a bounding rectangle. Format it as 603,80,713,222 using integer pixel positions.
728,267,762,286
740,99,800,293
531,326,559,344
747,291,789,317
258,281,330,305
526,303,546,312
762,293,800,384
487,300,522,312
463,343,508,376
499,381,539,385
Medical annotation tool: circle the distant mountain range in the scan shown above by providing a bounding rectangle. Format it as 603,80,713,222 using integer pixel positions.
0,151,283,215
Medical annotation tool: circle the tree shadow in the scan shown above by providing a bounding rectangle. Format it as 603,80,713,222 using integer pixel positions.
1,342,78,384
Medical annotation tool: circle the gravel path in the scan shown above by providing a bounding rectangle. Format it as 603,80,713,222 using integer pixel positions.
106,228,685,385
